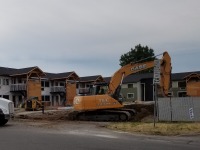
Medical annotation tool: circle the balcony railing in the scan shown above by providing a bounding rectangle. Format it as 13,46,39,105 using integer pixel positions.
50,86,65,93
10,84,27,91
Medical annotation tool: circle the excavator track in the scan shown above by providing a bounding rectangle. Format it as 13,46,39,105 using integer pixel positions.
69,109,136,122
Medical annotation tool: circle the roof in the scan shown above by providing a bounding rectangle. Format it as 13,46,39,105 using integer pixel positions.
104,71,200,84
103,77,111,83
0,66,46,77
123,73,153,83
79,75,104,83
172,71,200,81
102,73,153,84
45,72,79,80
183,73,200,82
184,73,200,79
0,66,79,80
0,67,17,76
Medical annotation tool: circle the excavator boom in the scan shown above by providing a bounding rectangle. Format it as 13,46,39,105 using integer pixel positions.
108,51,171,97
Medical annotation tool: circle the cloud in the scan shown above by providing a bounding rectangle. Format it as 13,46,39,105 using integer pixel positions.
0,0,200,76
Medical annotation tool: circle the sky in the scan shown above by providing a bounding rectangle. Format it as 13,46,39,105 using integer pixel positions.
0,0,200,77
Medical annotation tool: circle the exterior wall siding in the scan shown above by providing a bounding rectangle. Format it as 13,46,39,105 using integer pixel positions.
121,87,137,101
27,80,42,100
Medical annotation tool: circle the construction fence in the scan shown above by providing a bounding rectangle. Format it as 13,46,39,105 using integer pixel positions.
158,97,200,122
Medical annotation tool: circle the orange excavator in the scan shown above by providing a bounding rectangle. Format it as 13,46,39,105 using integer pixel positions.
71,51,171,121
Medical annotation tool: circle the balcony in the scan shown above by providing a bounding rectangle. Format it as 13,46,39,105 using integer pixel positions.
10,84,27,91
50,86,65,93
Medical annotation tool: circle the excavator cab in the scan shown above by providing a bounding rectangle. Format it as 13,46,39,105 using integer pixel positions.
92,83,108,95
91,83,125,103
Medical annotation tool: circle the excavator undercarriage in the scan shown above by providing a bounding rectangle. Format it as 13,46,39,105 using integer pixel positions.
69,108,136,121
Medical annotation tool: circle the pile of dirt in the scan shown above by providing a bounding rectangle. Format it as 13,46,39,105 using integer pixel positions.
124,102,154,121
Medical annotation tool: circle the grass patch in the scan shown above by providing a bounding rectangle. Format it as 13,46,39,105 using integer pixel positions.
107,122,200,136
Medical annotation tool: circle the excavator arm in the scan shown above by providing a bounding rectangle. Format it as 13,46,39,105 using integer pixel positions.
107,51,171,97
159,52,171,96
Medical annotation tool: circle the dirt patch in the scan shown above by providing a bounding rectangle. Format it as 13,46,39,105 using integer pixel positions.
15,110,72,121
15,103,154,122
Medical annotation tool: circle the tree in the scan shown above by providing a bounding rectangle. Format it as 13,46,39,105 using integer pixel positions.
119,44,155,73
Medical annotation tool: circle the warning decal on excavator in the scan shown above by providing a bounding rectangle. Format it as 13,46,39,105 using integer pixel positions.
74,97,81,105
97,99,117,106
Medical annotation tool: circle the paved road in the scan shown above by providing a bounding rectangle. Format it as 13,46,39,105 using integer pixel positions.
0,120,200,150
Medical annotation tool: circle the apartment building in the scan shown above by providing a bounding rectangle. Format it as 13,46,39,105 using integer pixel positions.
0,66,45,107
120,71,200,101
42,72,79,106
0,66,79,107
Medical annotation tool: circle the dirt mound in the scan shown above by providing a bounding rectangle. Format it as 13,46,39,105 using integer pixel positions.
124,102,154,121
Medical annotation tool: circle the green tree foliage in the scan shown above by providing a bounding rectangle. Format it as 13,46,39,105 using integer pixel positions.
119,44,155,72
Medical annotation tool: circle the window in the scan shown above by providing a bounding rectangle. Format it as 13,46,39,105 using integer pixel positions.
127,93,134,99
178,81,186,88
3,79,9,85
41,81,50,87
178,91,187,97
11,78,15,84
41,81,45,87
60,82,64,86
18,78,22,84
128,84,133,88
22,79,26,84
80,83,85,88
45,81,49,87
86,84,93,88
3,95,9,99
167,92,173,97
42,95,50,101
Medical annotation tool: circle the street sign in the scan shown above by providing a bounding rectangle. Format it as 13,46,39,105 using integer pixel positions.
154,59,160,84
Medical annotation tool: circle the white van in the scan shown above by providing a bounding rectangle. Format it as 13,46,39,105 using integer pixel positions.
0,98,14,126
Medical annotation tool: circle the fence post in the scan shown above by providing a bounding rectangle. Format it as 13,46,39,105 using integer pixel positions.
153,84,158,127
169,96,172,122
